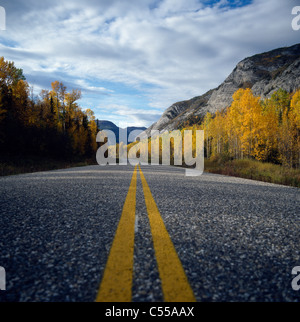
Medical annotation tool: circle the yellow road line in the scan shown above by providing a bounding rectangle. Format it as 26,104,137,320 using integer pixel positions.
139,165,196,302
96,165,137,302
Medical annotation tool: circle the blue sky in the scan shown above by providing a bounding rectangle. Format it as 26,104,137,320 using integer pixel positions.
0,0,299,128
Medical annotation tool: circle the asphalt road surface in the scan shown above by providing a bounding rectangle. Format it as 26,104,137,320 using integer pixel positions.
0,164,299,302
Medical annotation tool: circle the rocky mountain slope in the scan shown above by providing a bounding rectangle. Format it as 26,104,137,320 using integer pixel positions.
145,43,300,135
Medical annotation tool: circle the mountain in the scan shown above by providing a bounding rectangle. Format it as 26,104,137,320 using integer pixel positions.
144,43,300,135
96,120,146,143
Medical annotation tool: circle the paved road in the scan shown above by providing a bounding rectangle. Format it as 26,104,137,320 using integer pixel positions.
0,164,299,302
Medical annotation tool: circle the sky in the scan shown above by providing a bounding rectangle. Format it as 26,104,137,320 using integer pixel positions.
0,0,299,128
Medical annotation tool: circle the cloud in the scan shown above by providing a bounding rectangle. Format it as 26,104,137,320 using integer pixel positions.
94,103,162,127
75,80,114,95
0,0,299,126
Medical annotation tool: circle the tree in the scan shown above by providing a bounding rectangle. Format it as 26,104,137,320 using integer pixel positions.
0,56,99,160
0,57,25,88
183,87,299,169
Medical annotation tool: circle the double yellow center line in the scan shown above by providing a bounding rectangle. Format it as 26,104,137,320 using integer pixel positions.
96,165,196,302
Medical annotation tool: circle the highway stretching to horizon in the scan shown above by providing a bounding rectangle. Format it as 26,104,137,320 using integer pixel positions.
0,164,299,302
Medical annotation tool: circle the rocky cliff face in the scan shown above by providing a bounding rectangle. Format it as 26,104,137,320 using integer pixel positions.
145,43,300,135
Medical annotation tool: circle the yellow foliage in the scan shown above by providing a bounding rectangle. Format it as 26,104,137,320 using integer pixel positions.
181,88,300,168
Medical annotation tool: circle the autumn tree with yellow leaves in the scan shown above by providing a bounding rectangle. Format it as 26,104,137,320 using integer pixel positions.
192,88,300,168
0,57,97,160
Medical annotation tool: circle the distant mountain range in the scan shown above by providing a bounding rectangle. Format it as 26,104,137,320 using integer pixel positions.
96,120,146,143
144,43,300,135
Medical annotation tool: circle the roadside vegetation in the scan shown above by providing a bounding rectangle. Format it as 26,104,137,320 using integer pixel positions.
186,88,300,187
0,154,97,177
205,158,300,188
0,57,98,176
123,88,300,188
187,88,300,169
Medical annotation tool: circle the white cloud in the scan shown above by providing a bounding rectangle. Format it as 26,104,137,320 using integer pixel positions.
75,79,114,94
95,103,162,127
